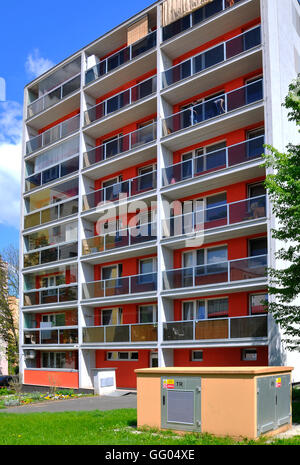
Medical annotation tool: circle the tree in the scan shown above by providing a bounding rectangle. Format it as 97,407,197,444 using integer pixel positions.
263,75,300,351
0,244,19,372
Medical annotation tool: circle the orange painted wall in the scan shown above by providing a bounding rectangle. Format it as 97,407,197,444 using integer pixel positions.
95,349,151,388
173,346,268,367
24,369,79,388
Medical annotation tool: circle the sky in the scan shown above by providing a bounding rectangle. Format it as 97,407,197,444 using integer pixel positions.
0,0,155,252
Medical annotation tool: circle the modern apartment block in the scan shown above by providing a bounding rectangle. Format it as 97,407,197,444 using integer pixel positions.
20,0,300,391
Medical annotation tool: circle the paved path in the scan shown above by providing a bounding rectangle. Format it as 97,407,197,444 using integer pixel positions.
0,393,137,414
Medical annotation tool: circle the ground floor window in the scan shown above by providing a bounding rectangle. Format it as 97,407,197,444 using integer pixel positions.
41,352,66,369
106,351,138,361
241,348,257,361
191,350,203,362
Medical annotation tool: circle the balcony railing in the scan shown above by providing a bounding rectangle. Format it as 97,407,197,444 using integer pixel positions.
162,195,267,238
82,170,157,212
162,79,263,136
84,76,157,125
163,26,261,88
82,322,158,344
83,123,157,168
163,314,268,342
82,222,157,256
163,255,268,290
24,197,79,230
162,135,265,186
24,241,78,268
26,114,80,155
85,31,157,85
162,0,244,42
25,155,79,192
82,272,157,300
24,327,78,345
27,74,81,119
24,284,78,307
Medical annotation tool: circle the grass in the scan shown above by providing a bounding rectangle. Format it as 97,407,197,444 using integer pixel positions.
0,405,299,446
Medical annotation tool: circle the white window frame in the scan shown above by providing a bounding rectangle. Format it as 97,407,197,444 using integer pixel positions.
101,307,123,326
41,351,66,369
191,350,203,362
249,293,268,315
41,313,66,327
182,245,228,268
106,351,139,361
182,297,229,321
242,348,257,361
138,304,158,323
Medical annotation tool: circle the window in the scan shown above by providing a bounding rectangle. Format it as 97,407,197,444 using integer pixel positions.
103,134,122,158
139,258,156,283
248,182,266,198
139,305,157,323
138,164,156,191
246,76,263,104
106,351,138,361
242,349,257,361
101,265,121,281
246,128,265,159
249,237,267,257
191,350,203,362
250,294,268,315
41,313,66,327
41,352,66,369
101,308,123,326
205,193,227,222
102,176,123,201
183,298,228,320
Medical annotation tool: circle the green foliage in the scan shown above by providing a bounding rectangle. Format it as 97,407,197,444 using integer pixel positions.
263,75,300,351
56,389,74,396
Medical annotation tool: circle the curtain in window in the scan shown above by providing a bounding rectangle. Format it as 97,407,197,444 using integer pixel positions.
161,0,213,27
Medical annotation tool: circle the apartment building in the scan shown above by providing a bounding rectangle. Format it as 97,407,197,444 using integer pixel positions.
20,0,300,391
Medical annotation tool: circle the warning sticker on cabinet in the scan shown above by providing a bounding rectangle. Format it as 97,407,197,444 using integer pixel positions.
163,379,175,389
276,377,282,388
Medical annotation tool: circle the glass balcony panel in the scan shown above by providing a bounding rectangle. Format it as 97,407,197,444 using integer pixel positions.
62,75,80,98
41,289,58,305
60,198,78,219
25,173,41,192
230,315,268,338
82,236,105,255
59,329,78,344
83,326,105,343
82,282,105,300
105,325,130,343
24,251,40,268
195,319,228,340
130,223,157,245
162,13,190,41
130,273,157,293
131,171,156,195
163,321,193,341
24,331,40,345
131,31,156,58
40,329,59,344
229,196,266,224
59,286,78,302
59,242,78,260
61,114,80,138
60,156,79,177
40,205,59,225
24,212,41,229
26,134,43,154
131,323,158,342
40,247,58,264
42,165,60,185
205,204,227,227
230,255,267,281
131,123,156,148
43,88,61,111
227,136,264,166
164,60,191,88
104,277,129,297
24,292,39,306
105,232,129,250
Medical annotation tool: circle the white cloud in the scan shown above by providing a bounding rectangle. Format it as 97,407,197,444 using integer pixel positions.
0,102,22,229
25,49,54,78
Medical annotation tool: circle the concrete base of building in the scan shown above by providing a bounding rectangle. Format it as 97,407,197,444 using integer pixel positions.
21,384,94,395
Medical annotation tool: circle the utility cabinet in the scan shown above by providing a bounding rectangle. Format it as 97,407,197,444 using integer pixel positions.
136,367,293,439
257,374,291,435
161,376,201,432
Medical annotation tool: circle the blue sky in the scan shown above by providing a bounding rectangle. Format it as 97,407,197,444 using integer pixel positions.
0,0,155,252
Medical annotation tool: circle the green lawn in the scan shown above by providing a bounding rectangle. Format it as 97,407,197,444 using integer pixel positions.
0,406,299,445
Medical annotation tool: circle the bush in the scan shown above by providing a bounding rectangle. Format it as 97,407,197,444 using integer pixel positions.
56,389,74,396
0,388,15,396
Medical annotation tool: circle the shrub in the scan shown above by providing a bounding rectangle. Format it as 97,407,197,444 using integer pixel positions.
0,388,15,396
56,389,74,396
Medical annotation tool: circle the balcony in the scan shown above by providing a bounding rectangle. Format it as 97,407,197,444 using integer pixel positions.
82,272,157,301
24,197,79,230
24,284,78,307
85,76,157,126
82,322,158,344
24,241,78,269
26,114,80,156
163,255,268,293
24,327,78,345
82,170,157,213
162,195,267,244
27,74,81,123
83,123,157,171
163,26,261,89
85,31,157,86
162,135,264,188
82,222,157,256
162,314,268,343
25,155,79,193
